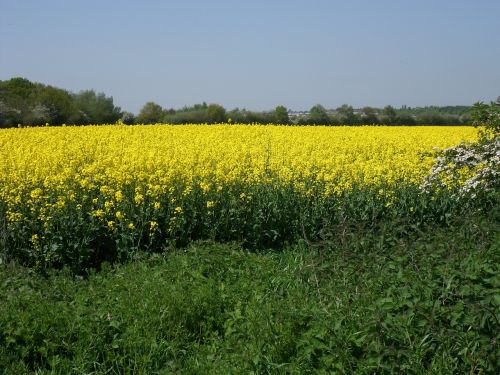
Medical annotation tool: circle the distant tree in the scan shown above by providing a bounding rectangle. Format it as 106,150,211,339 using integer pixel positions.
72,90,122,124
36,85,74,125
274,105,289,124
361,106,379,124
206,103,226,123
227,108,247,123
192,102,208,111
0,77,75,126
416,113,460,125
309,104,330,124
0,78,38,125
30,104,52,125
0,101,8,127
248,110,273,124
382,105,397,118
459,113,472,125
0,98,23,127
169,110,208,124
0,77,35,99
225,108,272,124
137,102,164,124
120,112,135,125
163,103,210,123
394,114,416,126
381,105,397,124
336,104,359,125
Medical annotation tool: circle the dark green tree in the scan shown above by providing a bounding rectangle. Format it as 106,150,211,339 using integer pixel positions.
120,112,136,125
0,78,75,126
336,104,359,125
206,103,227,123
0,77,35,99
274,105,289,124
416,113,457,125
137,102,164,124
72,90,122,124
361,106,379,124
382,105,397,124
162,103,210,124
309,104,330,124
36,86,75,125
394,114,417,126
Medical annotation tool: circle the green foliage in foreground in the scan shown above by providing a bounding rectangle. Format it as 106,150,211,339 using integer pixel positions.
4,182,498,274
1,209,498,374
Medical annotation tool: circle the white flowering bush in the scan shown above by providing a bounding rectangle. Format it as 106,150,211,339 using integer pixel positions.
423,100,500,201
422,138,499,198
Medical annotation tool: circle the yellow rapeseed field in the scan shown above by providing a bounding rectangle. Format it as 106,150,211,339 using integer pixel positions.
0,124,477,207
0,124,480,267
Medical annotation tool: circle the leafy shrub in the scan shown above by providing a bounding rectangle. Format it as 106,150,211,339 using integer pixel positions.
471,99,500,138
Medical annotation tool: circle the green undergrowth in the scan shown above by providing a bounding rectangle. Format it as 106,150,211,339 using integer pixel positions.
3,183,497,274
1,208,499,374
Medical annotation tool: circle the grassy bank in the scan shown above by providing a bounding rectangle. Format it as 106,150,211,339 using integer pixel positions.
1,208,498,374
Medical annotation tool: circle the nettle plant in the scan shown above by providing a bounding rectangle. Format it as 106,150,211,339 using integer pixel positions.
423,99,500,199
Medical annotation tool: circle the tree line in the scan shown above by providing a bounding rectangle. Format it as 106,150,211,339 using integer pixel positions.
0,78,122,127
0,77,476,128
294,104,472,126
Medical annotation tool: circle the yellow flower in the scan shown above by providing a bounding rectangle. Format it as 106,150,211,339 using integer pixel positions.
149,221,158,232
6,211,23,222
93,209,105,218
206,200,215,209
174,206,183,214
115,190,123,202
55,199,65,209
31,234,43,252
30,188,43,200
199,181,210,193
134,193,144,205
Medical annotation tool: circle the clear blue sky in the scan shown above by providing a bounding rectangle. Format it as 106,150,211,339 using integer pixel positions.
1,0,499,113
